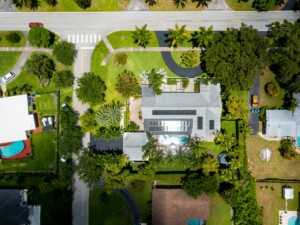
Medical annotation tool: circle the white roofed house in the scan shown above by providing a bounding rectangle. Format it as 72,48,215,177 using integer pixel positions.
0,94,36,144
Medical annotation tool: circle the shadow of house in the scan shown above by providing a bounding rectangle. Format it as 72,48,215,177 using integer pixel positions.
89,133,123,153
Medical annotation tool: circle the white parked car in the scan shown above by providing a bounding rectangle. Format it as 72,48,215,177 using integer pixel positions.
2,72,15,83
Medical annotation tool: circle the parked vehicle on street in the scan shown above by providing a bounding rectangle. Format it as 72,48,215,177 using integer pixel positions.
2,72,15,83
29,23,43,28
252,95,258,108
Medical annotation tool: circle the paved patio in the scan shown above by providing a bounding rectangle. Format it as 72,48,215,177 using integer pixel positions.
129,97,144,131
161,79,195,93
279,210,300,225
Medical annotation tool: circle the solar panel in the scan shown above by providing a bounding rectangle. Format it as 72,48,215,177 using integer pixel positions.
197,117,203,130
209,120,214,130
152,110,196,115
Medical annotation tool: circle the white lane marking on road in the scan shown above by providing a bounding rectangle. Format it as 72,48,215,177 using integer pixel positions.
90,35,92,43
81,35,83,43
86,35,88,43
68,35,70,42
94,35,96,43
77,35,79,43
99,35,101,41
72,35,75,43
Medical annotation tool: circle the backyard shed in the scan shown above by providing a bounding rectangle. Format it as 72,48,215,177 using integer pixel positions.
283,187,294,199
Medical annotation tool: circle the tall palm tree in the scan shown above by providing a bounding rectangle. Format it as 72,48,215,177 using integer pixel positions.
165,151,177,165
189,156,202,171
176,149,190,168
142,135,159,160
132,24,152,47
168,23,190,47
194,26,214,47
214,132,236,151
150,151,166,168
173,0,188,8
187,138,207,159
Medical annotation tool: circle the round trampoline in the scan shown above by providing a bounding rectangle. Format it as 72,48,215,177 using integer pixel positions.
260,148,272,162
218,152,230,166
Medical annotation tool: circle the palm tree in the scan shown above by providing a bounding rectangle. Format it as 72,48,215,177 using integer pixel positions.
202,156,219,175
142,135,159,160
145,0,156,6
223,28,238,41
190,156,202,171
132,24,152,47
176,149,190,168
194,26,214,47
214,132,236,151
150,151,166,167
173,0,188,8
95,107,111,127
192,0,211,7
168,23,190,47
186,138,207,159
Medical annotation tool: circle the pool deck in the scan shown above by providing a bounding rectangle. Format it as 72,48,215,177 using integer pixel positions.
1,138,32,161
279,210,299,225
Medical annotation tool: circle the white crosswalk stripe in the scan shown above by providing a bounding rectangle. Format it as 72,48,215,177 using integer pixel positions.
99,35,101,41
67,34,101,44
85,35,88,43
94,35,96,43
81,35,83,43
68,35,70,42
77,35,79,43
72,35,75,43
90,35,92,43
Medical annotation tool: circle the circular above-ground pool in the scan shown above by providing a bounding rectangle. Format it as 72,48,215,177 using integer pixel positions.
0,141,25,158
288,216,300,225
218,152,230,166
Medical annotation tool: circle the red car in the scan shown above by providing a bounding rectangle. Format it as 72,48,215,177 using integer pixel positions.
29,23,43,28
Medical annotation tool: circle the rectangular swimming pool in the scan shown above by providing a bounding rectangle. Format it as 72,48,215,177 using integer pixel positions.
298,137,300,147
159,135,187,145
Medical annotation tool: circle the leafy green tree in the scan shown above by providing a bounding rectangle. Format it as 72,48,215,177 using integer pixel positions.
52,70,74,88
187,138,207,158
286,97,299,112
125,122,139,132
173,0,188,8
39,179,59,194
194,26,214,47
77,148,105,188
214,132,236,151
266,81,280,97
104,169,131,194
6,32,21,43
202,156,219,175
181,77,189,89
182,173,219,199
204,23,269,91
181,50,200,68
190,156,202,171
79,110,96,133
76,72,106,106
279,139,298,160
131,180,146,192
132,24,152,47
53,41,75,66
142,135,159,160
223,28,238,41
168,23,190,47
137,162,157,180
240,122,253,136
176,150,190,168
148,68,166,95
115,70,141,99
59,160,73,181
73,0,91,9
95,101,124,127
28,26,51,47
95,126,123,142
226,95,249,120
254,0,276,11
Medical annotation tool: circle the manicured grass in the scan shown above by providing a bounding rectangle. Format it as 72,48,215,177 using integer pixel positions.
203,141,222,156
221,120,236,135
91,50,180,111
107,31,159,49
246,136,300,179
260,67,285,108
6,52,73,107
230,89,249,110
256,182,300,225
144,0,208,11
225,0,287,11
0,132,56,172
156,164,191,172
89,187,134,225
207,194,232,225
0,52,22,76
0,31,25,47
35,94,56,116
16,0,130,12
126,180,153,223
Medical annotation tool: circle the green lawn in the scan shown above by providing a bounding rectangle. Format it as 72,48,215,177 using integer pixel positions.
89,187,134,225
260,67,285,108
0,31,25,47
91,50,181,111
170,51,190,68
35,94,56,116
107,31,159,49
207,194,232,225
221,120,236,135
203,141,222,155
225,0,287,11
0,132,56,172
144,0,208,11
0,52,22,76
16,0,130,12
230,89,248,110
156,164,191,172
126,180,153,223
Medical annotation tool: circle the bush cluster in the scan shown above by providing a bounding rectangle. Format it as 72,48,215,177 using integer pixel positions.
115,53,128,66
167,78,178,85
6,32,21,43
279,139,298,160
130,180,146,192
266,81,280,97
181,50,200,68
181,77,189,89
39,179,59,194
7,84,32,96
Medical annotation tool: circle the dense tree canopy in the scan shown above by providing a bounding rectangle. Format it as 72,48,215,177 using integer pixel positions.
28,27,51,48
79,110,96,133
95,126,123,142
204,23,269,91
115,70,141,99
76,72,106,106
52,70,74,88
53,41,75,66
254,0,276,11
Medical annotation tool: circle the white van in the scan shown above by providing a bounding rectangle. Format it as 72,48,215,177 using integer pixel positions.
2,72,15,83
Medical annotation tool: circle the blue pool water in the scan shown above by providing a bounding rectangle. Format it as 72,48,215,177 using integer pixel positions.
298,137,300,147
0,141,24,158
159,135,187,145
188,220,200,225
288,216,300,225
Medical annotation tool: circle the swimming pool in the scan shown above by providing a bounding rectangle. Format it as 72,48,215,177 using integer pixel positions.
159,135,187,145
0,141,24,158
298,137,300,147
288,216,300,225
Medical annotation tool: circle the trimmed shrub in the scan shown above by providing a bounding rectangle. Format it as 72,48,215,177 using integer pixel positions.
266,81,280,97
167,78,177,85
279,139,298,160
6,32,21,43
4,91,9,97
131,180,146,192
115,53,128,66
181,77,189,89
181,50,200,68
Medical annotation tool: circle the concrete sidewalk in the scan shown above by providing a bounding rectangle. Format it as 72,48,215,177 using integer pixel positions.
0,47,52,54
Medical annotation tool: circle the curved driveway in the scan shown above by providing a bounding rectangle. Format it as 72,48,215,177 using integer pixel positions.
154,31,204,78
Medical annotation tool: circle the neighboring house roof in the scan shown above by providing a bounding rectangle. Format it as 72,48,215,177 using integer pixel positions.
283,187,294,199
141,83,222,138
152,189,210,225
123,132,149,161
266,93,300,137
0,189,29,225
0,94,36,144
